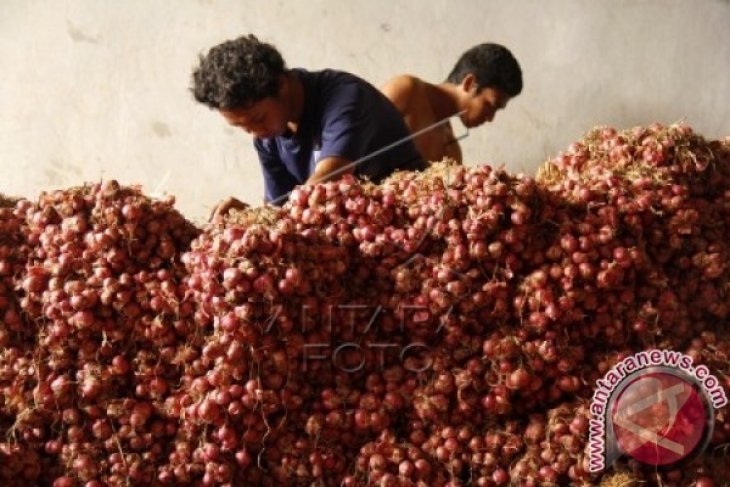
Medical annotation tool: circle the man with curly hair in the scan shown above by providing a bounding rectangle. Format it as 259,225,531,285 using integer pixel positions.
381,43,522,164
192,35,425,217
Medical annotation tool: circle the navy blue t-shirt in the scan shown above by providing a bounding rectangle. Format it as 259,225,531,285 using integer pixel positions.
255,69,426,204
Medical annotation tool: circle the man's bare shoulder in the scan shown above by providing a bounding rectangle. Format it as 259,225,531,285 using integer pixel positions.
381,75,427,110
382,74,424,91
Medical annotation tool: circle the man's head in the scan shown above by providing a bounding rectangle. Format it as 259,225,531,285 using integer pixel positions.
446,43,522,128
192,35,291,138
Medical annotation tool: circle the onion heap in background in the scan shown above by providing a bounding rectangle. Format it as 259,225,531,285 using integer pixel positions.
1,123,729,486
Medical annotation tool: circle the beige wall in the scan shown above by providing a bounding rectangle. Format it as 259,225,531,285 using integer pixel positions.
1,0,728,223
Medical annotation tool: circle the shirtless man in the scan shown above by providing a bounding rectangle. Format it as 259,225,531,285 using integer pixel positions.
381,43,522,164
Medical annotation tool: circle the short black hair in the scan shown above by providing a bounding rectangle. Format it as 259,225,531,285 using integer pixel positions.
191,34,286,109
446,43,522,97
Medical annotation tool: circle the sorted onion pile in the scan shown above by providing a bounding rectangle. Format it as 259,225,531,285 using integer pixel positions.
0,123,729,486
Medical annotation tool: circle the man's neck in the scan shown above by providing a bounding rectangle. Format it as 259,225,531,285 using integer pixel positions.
429,82,463,120
285,71,305,135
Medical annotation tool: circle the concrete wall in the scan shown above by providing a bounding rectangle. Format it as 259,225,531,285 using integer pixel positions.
1,0,728,223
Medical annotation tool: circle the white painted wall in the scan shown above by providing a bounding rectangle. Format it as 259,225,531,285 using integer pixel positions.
1,0,728,223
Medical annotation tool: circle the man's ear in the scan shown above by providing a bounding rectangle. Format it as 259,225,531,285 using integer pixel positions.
277,74,287,97
460,73,478,94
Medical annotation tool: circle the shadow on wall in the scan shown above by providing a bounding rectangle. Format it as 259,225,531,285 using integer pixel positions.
151,122,173,138
66,21,100,45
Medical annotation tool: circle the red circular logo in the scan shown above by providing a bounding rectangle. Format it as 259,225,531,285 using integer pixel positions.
612,371,708,466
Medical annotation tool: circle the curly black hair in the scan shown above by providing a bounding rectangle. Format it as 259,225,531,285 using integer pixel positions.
191,34,287,109
446,43,523,97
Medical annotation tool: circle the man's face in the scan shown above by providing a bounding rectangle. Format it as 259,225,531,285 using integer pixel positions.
460,87,511,128
220,97,288,139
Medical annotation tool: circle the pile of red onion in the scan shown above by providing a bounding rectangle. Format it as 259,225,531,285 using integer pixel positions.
1,123,729,486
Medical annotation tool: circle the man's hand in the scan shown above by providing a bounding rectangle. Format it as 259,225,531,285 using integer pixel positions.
305,156,353,186
209,197,249,222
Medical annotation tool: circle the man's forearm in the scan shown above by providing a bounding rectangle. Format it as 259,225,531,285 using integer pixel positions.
305,156,354,186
